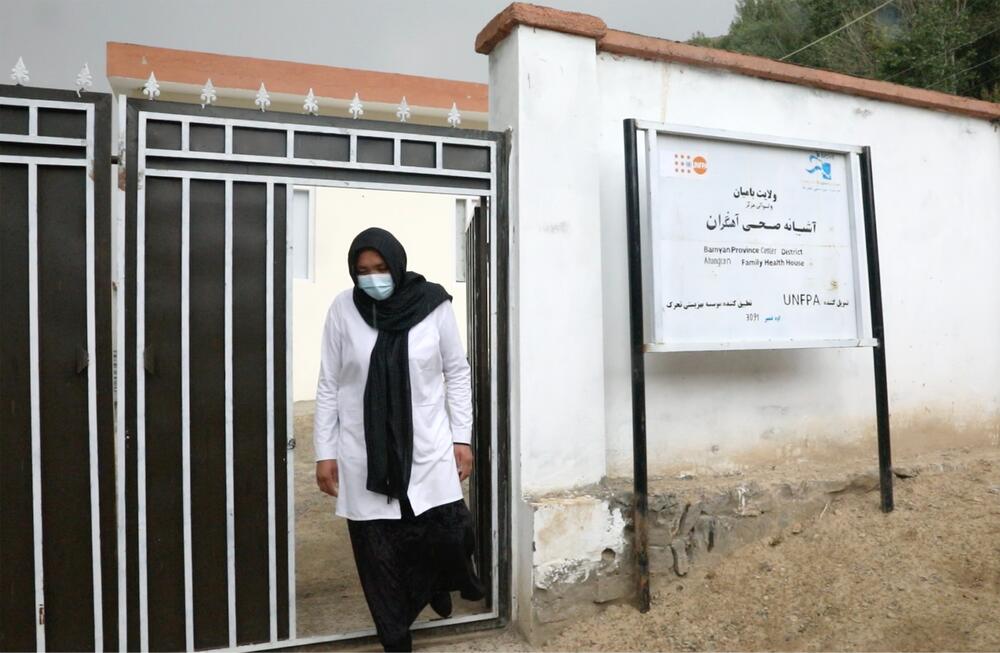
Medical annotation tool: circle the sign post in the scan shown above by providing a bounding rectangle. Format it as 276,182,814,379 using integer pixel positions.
622,118,892,613
622,119,650,614
859,146,893,514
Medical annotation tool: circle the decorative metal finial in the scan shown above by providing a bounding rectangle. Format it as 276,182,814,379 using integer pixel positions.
254,82,271,112
11,57,29,85
349,92,364,119
447,102,461,128
396,96,411,123
200,79,217,108
303,88,319,115
75,63,93,96
142,72,160,100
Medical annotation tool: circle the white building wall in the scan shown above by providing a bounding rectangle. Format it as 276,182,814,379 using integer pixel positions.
292,187,468,402
596,56,1000,476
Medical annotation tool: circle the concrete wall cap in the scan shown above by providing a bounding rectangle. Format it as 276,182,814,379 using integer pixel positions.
476,3,1000,122
599,28,1000,122
475,2,607,54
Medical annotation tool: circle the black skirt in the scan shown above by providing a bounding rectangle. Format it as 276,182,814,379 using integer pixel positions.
347,497,485,652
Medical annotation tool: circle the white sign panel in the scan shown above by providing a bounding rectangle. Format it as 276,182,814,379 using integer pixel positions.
644,126,871,351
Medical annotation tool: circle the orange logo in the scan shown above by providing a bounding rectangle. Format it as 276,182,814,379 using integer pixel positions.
673,153,708,175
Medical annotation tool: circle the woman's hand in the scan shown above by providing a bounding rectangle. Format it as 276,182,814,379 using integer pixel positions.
454,444,473,481
316,459,339,497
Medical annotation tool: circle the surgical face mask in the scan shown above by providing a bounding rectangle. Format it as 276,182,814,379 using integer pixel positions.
357,273,394,301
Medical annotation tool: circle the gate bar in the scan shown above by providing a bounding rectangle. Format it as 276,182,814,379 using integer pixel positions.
85,103,105,652
28,162,47,651
284,185,297,641
136,119,150,653
181,177,195,651
224,179,237,649
265,181,278,643
115,93,129,652
622,119,651,612
0,156,87,167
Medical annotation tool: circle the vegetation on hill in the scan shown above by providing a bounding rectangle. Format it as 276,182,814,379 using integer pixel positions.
689,0,1000,100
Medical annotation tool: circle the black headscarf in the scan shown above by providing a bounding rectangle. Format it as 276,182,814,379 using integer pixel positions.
348,228,452,501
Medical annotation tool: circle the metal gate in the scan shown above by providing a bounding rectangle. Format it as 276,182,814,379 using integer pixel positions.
1,80,508,652
0,85,115,651
119,98,509,651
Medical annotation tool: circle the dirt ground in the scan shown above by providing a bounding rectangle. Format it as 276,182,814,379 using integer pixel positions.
294,397,371,636
425,446,1000,652
293,401,486,639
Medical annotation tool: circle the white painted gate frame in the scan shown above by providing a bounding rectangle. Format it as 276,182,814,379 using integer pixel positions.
112,95,503,652
0,94,102,653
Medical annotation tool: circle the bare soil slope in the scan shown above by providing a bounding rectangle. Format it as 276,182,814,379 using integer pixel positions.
429,448,1000,652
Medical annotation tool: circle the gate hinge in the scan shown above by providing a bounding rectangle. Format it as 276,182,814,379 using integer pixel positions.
287,438,296,451
38,604,45,625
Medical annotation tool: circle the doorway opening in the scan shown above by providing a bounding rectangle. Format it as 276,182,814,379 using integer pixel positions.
289,186,487,638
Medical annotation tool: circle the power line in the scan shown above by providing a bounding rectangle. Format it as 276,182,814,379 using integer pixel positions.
928,51,1000,90
883,24,1000,83
779,0,896,62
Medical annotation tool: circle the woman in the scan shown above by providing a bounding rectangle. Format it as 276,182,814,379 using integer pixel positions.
313,227,484,652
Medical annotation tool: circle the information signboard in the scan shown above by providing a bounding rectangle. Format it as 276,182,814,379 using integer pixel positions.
643,125,873,351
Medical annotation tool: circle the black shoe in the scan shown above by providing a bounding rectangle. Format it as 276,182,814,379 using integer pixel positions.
429,591,453,618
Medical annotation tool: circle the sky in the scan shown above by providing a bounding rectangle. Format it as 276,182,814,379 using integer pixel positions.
0,0,738,92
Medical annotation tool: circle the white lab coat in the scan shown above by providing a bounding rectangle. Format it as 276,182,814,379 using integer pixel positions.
313,289,472,520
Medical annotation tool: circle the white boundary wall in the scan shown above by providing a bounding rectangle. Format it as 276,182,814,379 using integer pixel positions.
490,24,1000,489
489,23,1000,629
598,55,1000,477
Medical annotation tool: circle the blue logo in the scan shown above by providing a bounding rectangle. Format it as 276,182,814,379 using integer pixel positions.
805,154,832,180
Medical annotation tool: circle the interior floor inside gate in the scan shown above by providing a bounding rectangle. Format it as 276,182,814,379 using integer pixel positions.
290,186,485,637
